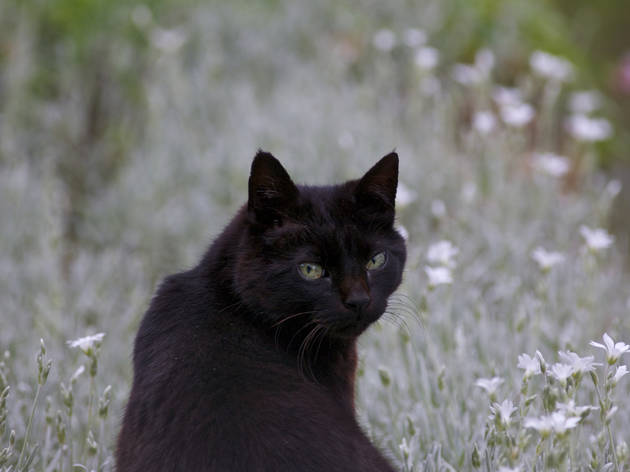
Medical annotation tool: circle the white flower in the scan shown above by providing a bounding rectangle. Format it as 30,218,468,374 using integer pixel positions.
399,437,410,458
530,50,574,82
524,411,580,435
590,333,630,364
606,406,619,422
430,199,446,218
566,114,613,142
403,28,427,47
461,182,477,203
373,29,396,52
531,247,564,271
475,49,495,76
424,266,453,287
549,363,573,383
472,111,496,135
396,225,409,241
558,350,601,374
151,28,186,54
613,365,629,384
517,353,541,378
452,64,483,85
500,103,535,127
414,47,440,70
426,240,459,268
475,376,504,395
67,333,106,354
337,131,354,150
396,182,417,207
532,153,570,178
569,90,602,114
556,400,596,418
493,86,522,107
605,180,622,198
70,365,85,383
131,4,153,28
535,350,548,372
549,411,581,433
580,225,614,252
491,399,517,426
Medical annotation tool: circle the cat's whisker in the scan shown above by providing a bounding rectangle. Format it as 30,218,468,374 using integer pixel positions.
297,323,319,380
272,310,318,328
387,296,418,311
381,312,404,330
388,294,418,312
383,311,412,336
312,325,329,366
273,311,320,348
385,301,421,325
287,320,318,353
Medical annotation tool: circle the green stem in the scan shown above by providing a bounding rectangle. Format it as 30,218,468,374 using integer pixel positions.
17,382,42,470
85,375,95,463
592,368,620,472
68,410,73,472
607,426,620,472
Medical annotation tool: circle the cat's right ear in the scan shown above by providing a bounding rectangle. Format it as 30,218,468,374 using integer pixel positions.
354,152,399,225
248,150,299,226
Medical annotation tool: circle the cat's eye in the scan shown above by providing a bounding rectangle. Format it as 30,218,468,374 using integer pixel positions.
366,252,387,271
298,262,324,280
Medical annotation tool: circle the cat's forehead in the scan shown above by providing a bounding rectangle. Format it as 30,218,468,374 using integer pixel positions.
297,183,359,225
294,184,388,249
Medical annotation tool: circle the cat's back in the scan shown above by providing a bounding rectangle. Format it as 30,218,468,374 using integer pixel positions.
117,270,394,472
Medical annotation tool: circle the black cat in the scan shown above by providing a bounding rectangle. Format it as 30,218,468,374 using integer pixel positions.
116,151,406,471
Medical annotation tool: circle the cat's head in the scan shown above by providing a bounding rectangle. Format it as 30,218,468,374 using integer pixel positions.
233,151,406,340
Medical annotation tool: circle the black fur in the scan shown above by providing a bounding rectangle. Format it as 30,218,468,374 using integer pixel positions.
116,151,406,471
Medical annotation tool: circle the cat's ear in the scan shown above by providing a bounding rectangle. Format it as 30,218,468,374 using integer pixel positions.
355,152,398,221
248,150,299,226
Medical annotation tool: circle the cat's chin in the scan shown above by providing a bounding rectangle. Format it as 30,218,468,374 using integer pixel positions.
328,320,373,340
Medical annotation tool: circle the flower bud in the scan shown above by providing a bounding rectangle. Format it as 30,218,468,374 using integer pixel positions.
378,367,391,387
472,443,481,469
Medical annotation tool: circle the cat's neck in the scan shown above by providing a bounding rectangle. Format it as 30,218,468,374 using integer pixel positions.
270,320,358,409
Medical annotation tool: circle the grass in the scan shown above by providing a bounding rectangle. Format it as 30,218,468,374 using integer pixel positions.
1,1,629,471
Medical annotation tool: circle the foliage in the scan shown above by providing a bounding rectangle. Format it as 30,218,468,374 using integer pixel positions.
0,1,628,471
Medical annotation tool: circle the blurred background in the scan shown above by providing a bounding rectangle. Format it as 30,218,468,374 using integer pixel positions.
1,0,629,470
1,0,629,261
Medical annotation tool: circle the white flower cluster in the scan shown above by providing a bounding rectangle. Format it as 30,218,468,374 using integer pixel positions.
492,86,535,128
516,334,629,438
424,240,459,288
475,376,504,395
579,225,614,252
451,49,495,85
530,50,574,82
532,153,570,178
566,114,613,142
531,247,564,272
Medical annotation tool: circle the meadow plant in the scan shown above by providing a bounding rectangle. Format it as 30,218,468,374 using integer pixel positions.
1,1,629,471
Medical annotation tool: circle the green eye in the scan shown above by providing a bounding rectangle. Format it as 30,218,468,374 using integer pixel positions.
298,262,324,280
366,252,386,270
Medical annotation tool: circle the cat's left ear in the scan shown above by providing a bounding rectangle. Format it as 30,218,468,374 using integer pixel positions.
248,150,299,226
355,152,398,220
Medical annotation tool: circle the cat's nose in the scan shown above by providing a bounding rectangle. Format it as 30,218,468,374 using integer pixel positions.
342,288,371,312
343,294,370,312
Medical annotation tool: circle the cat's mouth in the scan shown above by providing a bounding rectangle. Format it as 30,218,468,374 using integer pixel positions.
328,317,372,339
